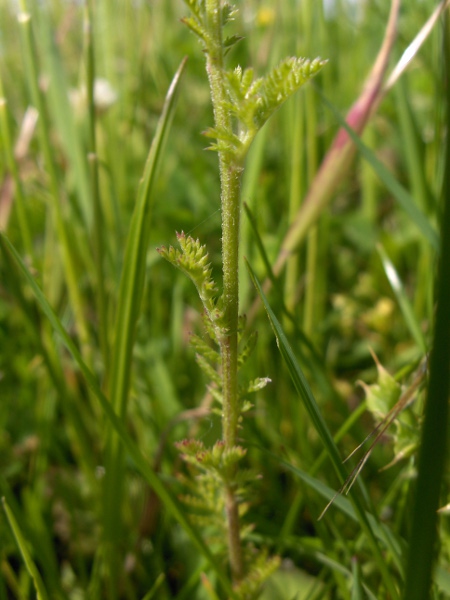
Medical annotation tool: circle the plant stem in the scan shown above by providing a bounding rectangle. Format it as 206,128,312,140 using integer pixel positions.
204,0,244,583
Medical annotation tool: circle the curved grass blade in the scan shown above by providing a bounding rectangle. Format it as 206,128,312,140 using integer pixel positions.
254,447,404,574
385,0,450,91
2,497,49,600
246,259,400,598
103,56,187,576
0,233,236,599
377,244,427,353
245,265,342,471
140,573,166,600
318,91,438,251
17,7,91,354
36,7,92,229
109,54,187,421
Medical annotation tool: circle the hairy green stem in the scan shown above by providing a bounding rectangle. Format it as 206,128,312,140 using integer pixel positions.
205,0,244,583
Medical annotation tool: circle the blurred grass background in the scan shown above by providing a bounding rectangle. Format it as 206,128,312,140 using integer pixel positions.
0,0,448,598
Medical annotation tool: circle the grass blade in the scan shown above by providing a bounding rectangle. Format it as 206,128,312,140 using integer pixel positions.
2,497,49,600
84,1,108,364
402,12,450,599
270,454,404,572
246,258,349,478
351,557,364,600
17,6,91,355
246,259,401,599
0,232,235,599
318,92,439,251
102,58,188,586
377,244,427,354
36,7,92,229
108,56,187,419
270,0,400,277
0,78,33,255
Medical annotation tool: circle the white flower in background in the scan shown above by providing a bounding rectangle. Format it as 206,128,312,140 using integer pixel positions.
69,78,118,116
92,78,118,111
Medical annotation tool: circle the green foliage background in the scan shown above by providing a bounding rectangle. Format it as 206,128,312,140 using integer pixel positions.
0,0,448,598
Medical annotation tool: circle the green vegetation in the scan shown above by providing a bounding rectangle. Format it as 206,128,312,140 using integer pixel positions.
0,1,449,598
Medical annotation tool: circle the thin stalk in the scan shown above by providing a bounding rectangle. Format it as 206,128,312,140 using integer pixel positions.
0,80,34,258
303,84,321,340
284,97,304,324
204,0,244,583
84,1,108,367
17,4,92,362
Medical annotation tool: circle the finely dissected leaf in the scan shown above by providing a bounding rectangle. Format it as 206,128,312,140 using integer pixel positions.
221,2,237,26
223,34,243,49
237,330,258,367
158,232,223,327
245,377,271,394
234,551,281,600
178,439,246,476
203,126,243,153
183,0,205,20
254,57,327,128
220,58,327,159
181,15,208,42
190,333,221,365
196,352,222,386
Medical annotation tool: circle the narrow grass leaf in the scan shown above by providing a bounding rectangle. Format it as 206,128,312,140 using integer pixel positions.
243,201,278,289
0,233,236,599
246,259,401,598
0,79,33,254
139,573,166,600
377,244,427,354
17,7,91,353
102,58,188,571
84,1,108,364
269,0,400,279
393,79,433,213
318,92,439,251
109,56,187,420
351,557,364,600
402,15,450,599
37,11,92,228
246,259,347,476
2,497,49,600
385,0,450,90
260,448,404,572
